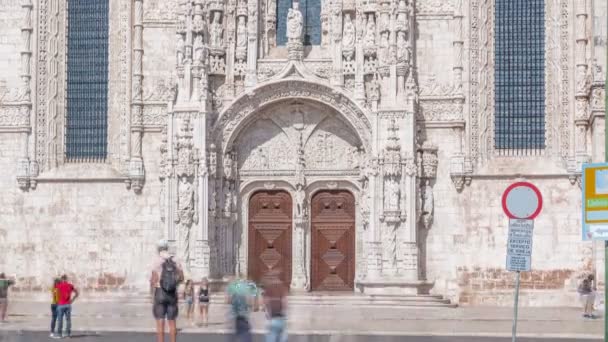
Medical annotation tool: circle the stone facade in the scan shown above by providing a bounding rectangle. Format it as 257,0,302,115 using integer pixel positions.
0,0,605,305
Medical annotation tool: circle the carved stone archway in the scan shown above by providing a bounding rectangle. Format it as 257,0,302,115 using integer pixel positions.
213,79,373,154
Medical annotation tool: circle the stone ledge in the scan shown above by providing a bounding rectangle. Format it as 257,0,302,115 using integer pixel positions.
357,279,434,296
35,163,128,183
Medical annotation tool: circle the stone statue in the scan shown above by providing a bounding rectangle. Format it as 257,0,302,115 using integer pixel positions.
177,177,195,225
385,177,400,211
295,184,306,218
342,13,355,52
223,153,234,180
287,3,303,42
421,179,434,229
378,31,390,65
364,14,376,48
176,33,185,65
366,74,381,101
210,12,223,48
193,34,205,64
396,31,409,64
236,16,247,49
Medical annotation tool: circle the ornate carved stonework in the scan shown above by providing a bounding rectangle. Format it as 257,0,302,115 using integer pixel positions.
418,99,464,122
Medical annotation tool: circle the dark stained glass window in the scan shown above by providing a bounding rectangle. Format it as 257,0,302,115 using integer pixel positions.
276,0,321,46
66,0,109,161
494,0,545,152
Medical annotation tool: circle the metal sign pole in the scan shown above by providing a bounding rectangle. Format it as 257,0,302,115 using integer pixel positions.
604,38,608,342
512,271,521,342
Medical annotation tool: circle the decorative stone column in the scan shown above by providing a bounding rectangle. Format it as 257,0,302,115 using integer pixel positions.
128,0,145,193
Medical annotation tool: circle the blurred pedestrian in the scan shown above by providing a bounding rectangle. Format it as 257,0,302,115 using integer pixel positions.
578,274,597,319
150,239,184,342
183,279,195,326
197,277,210,326
262,274,288,342
0,273,15,322
226,277,259,342
53,274,79,339
49,278,60,338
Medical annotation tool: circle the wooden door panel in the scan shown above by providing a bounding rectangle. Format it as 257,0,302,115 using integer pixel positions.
311,190,355,291
248,191,292,288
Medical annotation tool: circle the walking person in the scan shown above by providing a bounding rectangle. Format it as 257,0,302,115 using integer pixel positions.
183,279,195,326
50,278,60,338
0,273,15,323
150,239,184,342
226,277,259,342
197,277,210,327
53,274,79,339
578,274,597,319
262,275,288,342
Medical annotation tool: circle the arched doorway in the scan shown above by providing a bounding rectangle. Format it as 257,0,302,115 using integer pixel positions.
311,190,356,291
248,190,293,287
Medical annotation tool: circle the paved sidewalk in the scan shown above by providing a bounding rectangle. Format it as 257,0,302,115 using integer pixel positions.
0,300,602,339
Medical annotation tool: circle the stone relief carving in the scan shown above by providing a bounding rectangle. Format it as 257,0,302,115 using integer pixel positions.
419,74,457,97
144,0,178,22
215,81,372,152
0,104,29,126
142,105,167,126
143,78,177,102
416,0,455,14
418,100,464,121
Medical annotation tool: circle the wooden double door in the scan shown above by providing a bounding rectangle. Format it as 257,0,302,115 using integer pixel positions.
248,189,355,291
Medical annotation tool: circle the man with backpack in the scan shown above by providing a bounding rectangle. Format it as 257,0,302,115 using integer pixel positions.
150,240,184,342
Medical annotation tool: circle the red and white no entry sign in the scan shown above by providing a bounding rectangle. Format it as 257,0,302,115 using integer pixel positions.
501,182,543,220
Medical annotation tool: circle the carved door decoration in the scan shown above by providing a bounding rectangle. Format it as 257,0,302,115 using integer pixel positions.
248,191,292,287
311,190,356,291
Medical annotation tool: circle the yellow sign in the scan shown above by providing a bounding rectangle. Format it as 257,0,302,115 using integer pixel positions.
583,163,608,240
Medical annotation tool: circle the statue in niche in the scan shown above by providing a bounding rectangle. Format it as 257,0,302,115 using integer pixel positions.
421,179,434,229
396,31,410,64
176,33,185,65
342,13,355,55
210,12,224,48
378,31,390,66
236,16,247,49
364,14,376,48
287,3,303,42
177,177,196,225
236,16,248,61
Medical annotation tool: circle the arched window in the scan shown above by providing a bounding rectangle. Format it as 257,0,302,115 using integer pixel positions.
66,0,109,161
494,0,545,152
277,0,322,46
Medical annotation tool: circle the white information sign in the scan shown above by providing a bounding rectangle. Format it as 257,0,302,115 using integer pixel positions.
506,219,534,272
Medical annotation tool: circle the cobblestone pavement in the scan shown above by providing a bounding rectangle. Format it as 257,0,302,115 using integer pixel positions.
0,300,602,339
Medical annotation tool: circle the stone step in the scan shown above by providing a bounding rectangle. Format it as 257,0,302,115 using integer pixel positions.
107,294,456,308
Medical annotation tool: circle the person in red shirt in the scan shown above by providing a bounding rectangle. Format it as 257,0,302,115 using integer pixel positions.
52,275,79,339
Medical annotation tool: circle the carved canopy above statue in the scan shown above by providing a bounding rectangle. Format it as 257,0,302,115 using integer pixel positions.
213,79,372,154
